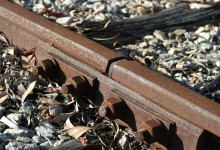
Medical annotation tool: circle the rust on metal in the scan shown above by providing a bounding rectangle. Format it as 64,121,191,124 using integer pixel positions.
62,76,89,96
0,1,220,149
110,60,220,137
33,59,57,79
136,119,167,144
0,0,124,73
98,97,124,119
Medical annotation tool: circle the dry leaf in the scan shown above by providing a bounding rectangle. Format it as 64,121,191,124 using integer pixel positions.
0,94,8,104
0,116,19,129
0,32,10,45
93,34,120,41
21,81,36,103
114,119,131,129
190,3,211,9
66,126,92,139
49,111,77,123
64,117,74,130
37,97,62,106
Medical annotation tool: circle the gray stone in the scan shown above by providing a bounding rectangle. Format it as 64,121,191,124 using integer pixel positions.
138,42,147,48
195,27,205,34
32,136,47,144
0,122,6,132
6,113,22,126
35,123,55,139
0,133,13,142
153,30,167,41
19,100,36,115
216,61,220,67
173,29,186,36
56,17,73,25
53,140,64,147
16,136,33,143
40,141,52,149
198,32,211,40
5,141,39,150
43,0,53,7
196,37,207,44
4,128,35,138
49,105,63,116
144,35,154,40
0,106,5,118
200,43,213,50
148,39,159,47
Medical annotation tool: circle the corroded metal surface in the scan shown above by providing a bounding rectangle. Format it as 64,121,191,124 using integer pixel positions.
0,0,219,149
0,0,124,73
110,60,220,137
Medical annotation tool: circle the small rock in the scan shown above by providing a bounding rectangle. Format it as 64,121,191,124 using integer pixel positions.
138,42,147,48
0,143,5,150
157,67,169,75
6,141,39,150
184,32,193,40
0,133,13,142
133,5,149,16
196,37,207,44
43,0,52,7
93,4,105,14
200,43,213,50
198,32,211,40
210,30,218,36
216,61,220,67
56,17,73,25
32,136,47,144
121,8,128,14
35,123,55,139
19,100,36,115
0,106,5,118
165,2,176,9
58,135,71,141
195,27,205,34
49,105,63,116
63,0,76,6
6,113,22,126
168,49,175,55
40,141,52,149
142,49,148,56
94,13,105,21
0,122,6,132
148,39,159,47
144,35,155,40
163,40,173,47
213,45,219,51
4,128,35,138
16,136,33,143
53,140,64,147
173,29,186,36
153,30,167,41
32,3,45,12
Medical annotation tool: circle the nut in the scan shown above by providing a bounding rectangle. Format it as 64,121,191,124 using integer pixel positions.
32,59,57,78
136,119,166,143
98,97,123,119
61,76,88,96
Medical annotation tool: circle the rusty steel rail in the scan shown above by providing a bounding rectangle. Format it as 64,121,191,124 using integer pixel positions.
0,0,220,149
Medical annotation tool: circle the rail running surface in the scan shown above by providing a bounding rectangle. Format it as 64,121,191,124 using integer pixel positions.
0,0,220,149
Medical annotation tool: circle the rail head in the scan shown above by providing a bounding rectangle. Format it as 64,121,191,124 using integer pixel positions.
0,0,124,73
110,60,220,137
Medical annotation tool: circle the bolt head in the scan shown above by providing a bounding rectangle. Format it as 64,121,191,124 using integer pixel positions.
135,128,151,142
32,66,44,76
98,106,111,118
61,83,74,94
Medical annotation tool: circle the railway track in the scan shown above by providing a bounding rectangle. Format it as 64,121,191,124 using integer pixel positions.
0,0,220,149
